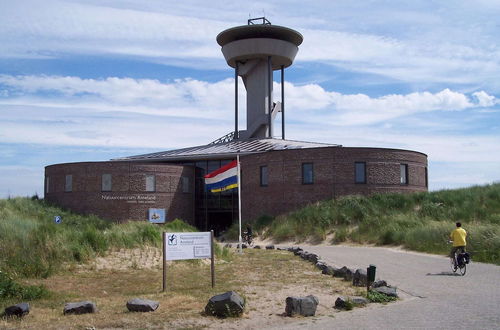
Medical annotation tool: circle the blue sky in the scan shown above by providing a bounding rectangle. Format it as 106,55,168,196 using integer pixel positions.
1,0,499,197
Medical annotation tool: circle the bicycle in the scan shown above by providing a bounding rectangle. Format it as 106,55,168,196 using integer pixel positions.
449,242,469,276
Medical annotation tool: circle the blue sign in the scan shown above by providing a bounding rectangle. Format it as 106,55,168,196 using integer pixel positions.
148,208,166,223
54,216,62,224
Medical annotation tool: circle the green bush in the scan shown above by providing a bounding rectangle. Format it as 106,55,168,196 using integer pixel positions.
0,271,49,301
367,290,397,303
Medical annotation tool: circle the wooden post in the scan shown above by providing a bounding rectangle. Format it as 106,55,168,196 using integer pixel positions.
162,232,167,292
210,230,215,288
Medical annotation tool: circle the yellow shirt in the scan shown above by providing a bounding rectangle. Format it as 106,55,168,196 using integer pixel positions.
450,228,467,247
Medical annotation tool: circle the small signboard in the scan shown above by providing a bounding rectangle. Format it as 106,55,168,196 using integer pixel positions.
162,231,215,291
148,208,166,223
165,232,211,260
54,216,62,224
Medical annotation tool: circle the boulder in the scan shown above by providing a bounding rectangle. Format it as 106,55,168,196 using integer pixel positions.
322,265,337,276
253,245,261,249
335,296,369,309
205,291,245,317
335,266,355,281
265,245,275,250
352,269,368,287
4,303,30,318
315,261,328,272
299,251,309,259
372,280,387,288
126,298,159,312
307,253,319,263
285,295,319,317
373,286,398,298
63,301,97,315
290,247,302,254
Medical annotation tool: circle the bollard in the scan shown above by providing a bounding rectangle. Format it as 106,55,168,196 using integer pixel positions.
367,264,376,293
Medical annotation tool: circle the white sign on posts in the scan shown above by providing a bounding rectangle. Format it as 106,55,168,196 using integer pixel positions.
162,231,215,292
165,232,211,260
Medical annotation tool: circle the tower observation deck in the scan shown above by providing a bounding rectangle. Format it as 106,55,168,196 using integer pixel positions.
216,18,303,140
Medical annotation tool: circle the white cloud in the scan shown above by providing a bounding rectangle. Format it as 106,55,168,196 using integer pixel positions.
472,91,497,107
1,0,500,90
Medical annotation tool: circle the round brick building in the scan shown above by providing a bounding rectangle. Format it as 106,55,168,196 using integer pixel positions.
44,20,428,234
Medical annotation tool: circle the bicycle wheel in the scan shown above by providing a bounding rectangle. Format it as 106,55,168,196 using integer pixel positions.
450,258,457,272
459,263,466,276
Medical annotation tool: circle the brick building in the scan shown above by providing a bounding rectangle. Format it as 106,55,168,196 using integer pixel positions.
45,20,428,233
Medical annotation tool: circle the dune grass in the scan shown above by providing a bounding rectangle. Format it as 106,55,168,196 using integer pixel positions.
0,197,222,282
247,183,500,265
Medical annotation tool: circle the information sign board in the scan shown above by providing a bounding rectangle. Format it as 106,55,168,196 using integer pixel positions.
148,208,166,223
164,232,211,260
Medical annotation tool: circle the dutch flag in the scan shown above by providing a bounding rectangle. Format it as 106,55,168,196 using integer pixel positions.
204,160,238,193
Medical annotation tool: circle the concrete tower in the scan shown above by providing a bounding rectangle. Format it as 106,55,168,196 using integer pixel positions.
217,18,303,140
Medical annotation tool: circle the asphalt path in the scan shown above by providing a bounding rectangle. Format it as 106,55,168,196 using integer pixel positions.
273,245,500,329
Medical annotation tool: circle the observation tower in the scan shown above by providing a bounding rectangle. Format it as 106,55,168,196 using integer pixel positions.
216,17,303,140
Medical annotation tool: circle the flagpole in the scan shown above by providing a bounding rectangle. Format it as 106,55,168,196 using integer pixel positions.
237,153,242,254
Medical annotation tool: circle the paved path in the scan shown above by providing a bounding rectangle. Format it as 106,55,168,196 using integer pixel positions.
273,245,500,329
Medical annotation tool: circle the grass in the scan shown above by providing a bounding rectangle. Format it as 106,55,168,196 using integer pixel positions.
0,249,359,329
0,197,228,282
240,183,500,265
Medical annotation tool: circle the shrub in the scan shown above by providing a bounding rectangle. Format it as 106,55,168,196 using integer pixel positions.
367,290,397,303
0,271,49,301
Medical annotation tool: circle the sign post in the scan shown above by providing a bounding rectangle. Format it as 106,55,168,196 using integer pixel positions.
163,231,215,292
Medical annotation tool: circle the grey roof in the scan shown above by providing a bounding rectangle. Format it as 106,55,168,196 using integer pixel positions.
113,138,340,162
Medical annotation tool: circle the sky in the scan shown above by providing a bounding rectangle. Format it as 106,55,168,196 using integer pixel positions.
1,0,499,197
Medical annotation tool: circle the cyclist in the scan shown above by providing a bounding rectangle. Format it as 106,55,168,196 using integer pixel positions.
449,222,467,268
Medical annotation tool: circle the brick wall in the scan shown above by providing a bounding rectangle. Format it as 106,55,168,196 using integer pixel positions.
45,162,195,224
240,147,428,221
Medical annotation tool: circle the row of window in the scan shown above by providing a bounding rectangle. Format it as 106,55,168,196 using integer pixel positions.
46,174,190,193
259,162,418,186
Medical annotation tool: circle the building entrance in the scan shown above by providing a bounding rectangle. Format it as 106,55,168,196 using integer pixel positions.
192,159,238,236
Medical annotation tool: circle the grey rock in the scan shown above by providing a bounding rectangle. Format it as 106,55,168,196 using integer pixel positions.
373,286,398,298
63,301,97,315
4,303,30,318
291,247,303,255
285,295,319,317
315,261,328,271
322,265,338,276
334,296,349,309
299,251,309,259
307,253,319,263
126,298,159,312
205,291,245,317
253,245,261,249
335,266,355,281
372,280,387,288
353,268,368,287
350,296,369,305
335,296,369,309
265,245,275,250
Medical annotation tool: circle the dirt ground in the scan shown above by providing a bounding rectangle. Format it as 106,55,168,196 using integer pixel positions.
1,242,369,329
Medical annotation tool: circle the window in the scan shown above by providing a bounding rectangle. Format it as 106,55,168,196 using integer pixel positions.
355,162,366,184
65,174,72,192
45,177,50,193
302,163,314,184
146,174,155,192
102,173,112,191
400,164,408,185
260,166,268,186
182,176,190,193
